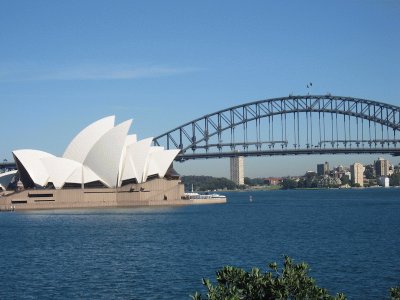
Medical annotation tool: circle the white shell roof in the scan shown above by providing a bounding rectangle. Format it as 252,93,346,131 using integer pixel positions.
125,134,137,146
145,149,180,181
145,147,164,179
13,149,54,186
41,157,82,189
121,137,153,184
117,134,138,186
84,119,132,187
0,170,17,190
64,165,104,185
119,154,138,184
63,115,115,163
12,116,180,189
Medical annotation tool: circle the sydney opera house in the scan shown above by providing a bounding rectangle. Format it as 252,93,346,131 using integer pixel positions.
0,116,188,210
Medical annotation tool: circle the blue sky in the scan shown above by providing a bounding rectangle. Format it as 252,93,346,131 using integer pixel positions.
1,0,399,177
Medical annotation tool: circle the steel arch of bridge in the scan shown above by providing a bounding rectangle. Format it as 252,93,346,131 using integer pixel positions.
153,95,400,160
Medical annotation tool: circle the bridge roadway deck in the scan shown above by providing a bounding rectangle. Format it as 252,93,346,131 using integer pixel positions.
176,147,400,160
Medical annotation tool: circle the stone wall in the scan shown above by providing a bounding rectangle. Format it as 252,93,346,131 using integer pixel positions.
0,178,189,210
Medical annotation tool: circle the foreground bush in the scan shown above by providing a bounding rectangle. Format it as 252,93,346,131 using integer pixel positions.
191,256,346,300
391,287,400,300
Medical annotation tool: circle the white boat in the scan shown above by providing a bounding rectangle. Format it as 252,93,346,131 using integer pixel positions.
184,184,227,202
184,192,226,200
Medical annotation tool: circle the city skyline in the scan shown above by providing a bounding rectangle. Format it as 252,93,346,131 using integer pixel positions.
1,1,399,177
218,156,397,180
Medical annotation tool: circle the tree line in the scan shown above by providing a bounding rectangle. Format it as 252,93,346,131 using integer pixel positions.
181,176,237,191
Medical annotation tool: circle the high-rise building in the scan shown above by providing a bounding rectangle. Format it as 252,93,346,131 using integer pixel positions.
350,162,364,187
374,157,390,177
317,162,329,176
230,156,244,185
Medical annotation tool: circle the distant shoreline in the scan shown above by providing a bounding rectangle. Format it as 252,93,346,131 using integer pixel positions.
198,185,399,193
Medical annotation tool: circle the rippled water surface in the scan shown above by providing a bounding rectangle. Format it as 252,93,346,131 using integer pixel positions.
0,188,399,299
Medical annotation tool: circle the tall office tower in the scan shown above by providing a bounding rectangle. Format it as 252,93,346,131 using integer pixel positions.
317,161,330,176
230,156,244,185
374,157,390,177
350,162,364,187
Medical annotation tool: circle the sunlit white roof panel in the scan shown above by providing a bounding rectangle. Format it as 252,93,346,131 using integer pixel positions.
13,149,54,186
83,165,105,184
144,147,164,180
63,115,115,163
84,120,132,187
0,170,17,190
125,134,137,146
148,149,180,179
118,134,138,186
41,157,81,189
65,166,82,184
64,165,103,185
120,155,138,185
123,137,153,183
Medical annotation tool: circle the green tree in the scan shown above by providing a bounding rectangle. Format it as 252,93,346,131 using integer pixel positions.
244,177,252,185
364,165,375,179
281,179,298,190
244,177,266,186
390,174,400,186
182,176,237,191
297,178,305,188
304,172,318,188
391,286,400,300
340,175,350,186
192,256,346,300
305,177,318,188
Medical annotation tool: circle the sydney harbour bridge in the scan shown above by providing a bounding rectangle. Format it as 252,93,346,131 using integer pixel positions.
153,95,400,161
1,94,400,172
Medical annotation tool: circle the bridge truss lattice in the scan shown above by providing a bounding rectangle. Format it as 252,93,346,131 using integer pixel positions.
153,95,400,160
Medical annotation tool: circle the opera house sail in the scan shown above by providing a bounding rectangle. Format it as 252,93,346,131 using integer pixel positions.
0,116,188,210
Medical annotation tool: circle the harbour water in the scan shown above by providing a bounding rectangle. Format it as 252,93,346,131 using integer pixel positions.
0,188,399,299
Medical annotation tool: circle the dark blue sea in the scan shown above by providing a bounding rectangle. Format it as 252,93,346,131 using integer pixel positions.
0,188,399,299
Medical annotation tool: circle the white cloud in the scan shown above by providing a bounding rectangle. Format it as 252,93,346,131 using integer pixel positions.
0,64,201,81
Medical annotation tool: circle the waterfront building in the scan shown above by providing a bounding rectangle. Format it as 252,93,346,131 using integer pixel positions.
350,162,364,187
374,157,390,177
230,155,244,185
337,165,345,172
12,116,180,189
379,176,390,187
0,116,192,210
317,162,329,176
264,177,282,186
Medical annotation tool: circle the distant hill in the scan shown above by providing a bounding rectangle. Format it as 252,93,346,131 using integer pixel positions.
181,176,237,192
